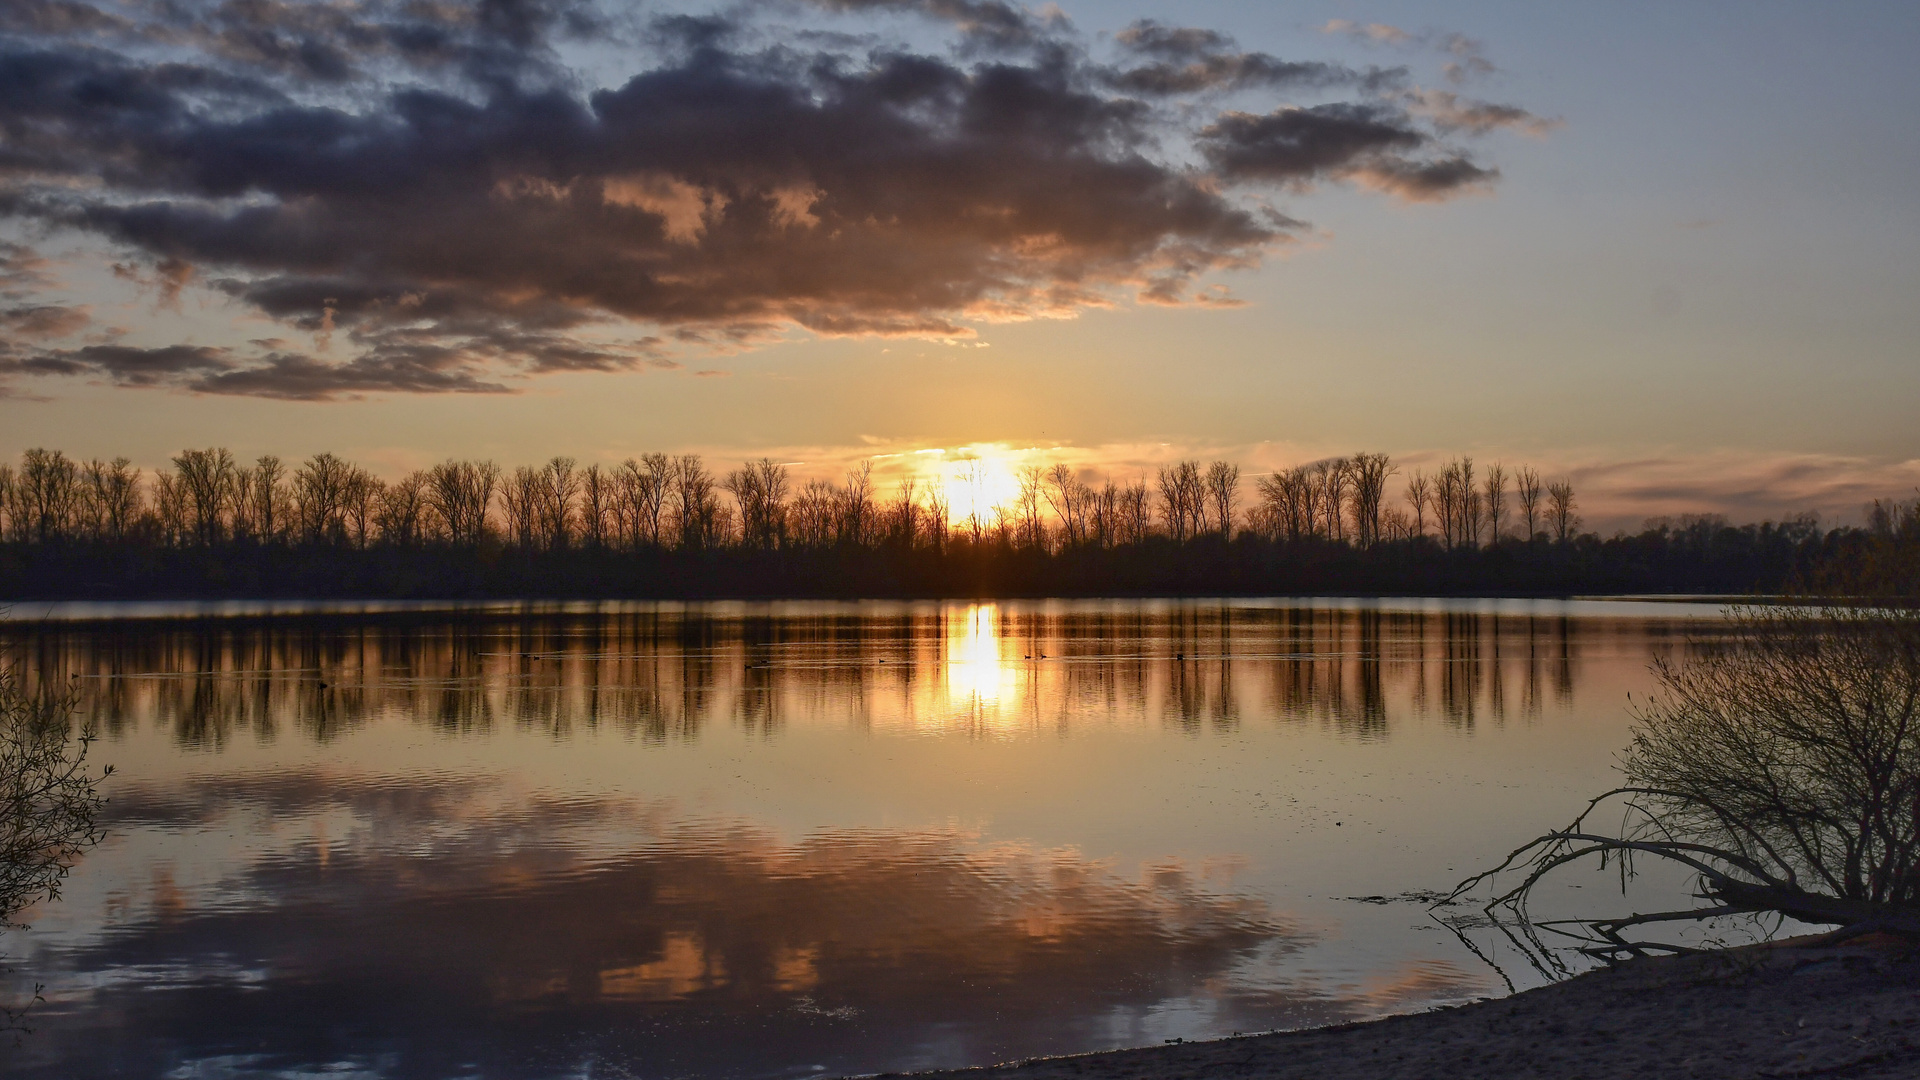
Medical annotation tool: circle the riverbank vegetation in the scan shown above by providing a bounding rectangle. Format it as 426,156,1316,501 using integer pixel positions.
1448,589,1920,973
0,446,1903,599
0,670,109,1031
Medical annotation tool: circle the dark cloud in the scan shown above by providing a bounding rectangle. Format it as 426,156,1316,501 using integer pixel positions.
1105,19,1397,96
7,342,231,385
0,302,88,337
185,349,513,399
813,0,1063,51
1198,103,1496,199
0,0,1535,398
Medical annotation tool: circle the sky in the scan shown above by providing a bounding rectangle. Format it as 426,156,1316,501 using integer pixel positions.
1,0,1915,531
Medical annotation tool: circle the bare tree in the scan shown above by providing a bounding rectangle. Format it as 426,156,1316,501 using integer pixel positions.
13,449,80,543
1406,471,1432,539
427,460,498,545
1205,460,1240,539
923,483,950,552
341,466,383,549
1346,453,1394,548
376,471,429,546
1089,479,1120,547
580,464,613,549
1158,461,1206,541
294,453,356,544
1045,464,1088,547
537,457,579,549
1484,463,1508,547
1458,458,1480,548
1450,605,1920,966
149,469,186,545
839,461,876,547
791,478,837,548
1548,480,1579,543
81,458,141,542
501,466,540,548
614,457,666,549
1380,506,1412,543
673,455,721,549
1314,459,1349,542
1014,464,1047,549
884,478,921,548
0,670,110,1012
1516,466,1543,542
1119,478,1151,545
172,448,237,546
726,458,790,549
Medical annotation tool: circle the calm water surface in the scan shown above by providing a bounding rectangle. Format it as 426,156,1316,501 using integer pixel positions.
0,598,1729,1078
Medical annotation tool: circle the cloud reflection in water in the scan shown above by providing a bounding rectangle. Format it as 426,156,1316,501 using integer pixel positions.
13,774,1336,1079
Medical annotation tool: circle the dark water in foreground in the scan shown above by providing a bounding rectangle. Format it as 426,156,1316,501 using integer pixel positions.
0,598,1728,1078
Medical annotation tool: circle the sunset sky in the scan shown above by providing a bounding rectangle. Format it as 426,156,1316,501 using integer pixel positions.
2,0,1915,531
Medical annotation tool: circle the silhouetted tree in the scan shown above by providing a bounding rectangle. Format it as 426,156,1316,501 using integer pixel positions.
924,483,950,552
1484,464,1508,547
172,448,235,546
1346,453,1393,548
80,457,141,542
1516,466,1543,542
502,465,541,549
1045,464,1089,548
839,462,876,547
883,478,922,548
149,468,186,545
1316,459,1349,543
538,457,580,550
376,471,429,547
1406,471,1432,540
727,458,790,549
673,455,722,549
615,456,666,548
581,464,613,549
293,453,359,544
1548,480,1579,543
1205,460,1240,540
1159,461,1206,542
342,465,382,549
13,449,79,544
427,459,498,545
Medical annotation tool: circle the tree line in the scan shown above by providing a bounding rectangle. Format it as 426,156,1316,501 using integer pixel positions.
0,446,1886,599
1,446,1588,552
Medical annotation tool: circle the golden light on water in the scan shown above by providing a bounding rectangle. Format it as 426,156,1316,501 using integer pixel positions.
946,603,1015,704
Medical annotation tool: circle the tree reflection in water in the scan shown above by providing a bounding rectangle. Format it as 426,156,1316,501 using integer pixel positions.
4,603,1604,749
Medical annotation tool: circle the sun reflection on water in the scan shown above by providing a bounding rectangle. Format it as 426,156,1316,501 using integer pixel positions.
946,603,1015,706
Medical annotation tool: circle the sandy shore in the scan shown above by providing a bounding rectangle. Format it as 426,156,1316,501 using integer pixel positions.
894,934,1920,1080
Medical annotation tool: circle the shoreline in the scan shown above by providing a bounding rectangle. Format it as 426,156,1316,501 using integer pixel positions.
892,934,1920,1080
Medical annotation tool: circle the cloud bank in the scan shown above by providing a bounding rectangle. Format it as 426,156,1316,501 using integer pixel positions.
0,0,1546,399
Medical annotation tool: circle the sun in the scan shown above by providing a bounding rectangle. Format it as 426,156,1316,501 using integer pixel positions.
939,447,1024,528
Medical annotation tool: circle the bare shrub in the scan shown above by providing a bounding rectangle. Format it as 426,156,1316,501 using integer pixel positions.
1449,603,1920,971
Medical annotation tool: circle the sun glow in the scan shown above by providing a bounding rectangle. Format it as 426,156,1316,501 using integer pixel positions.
946,603,1016,704
939,448,1025,529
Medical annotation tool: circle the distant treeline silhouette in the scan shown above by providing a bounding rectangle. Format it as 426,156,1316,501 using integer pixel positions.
0,446,1902,599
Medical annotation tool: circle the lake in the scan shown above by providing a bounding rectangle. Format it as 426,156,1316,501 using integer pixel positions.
0,598,1731,1078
